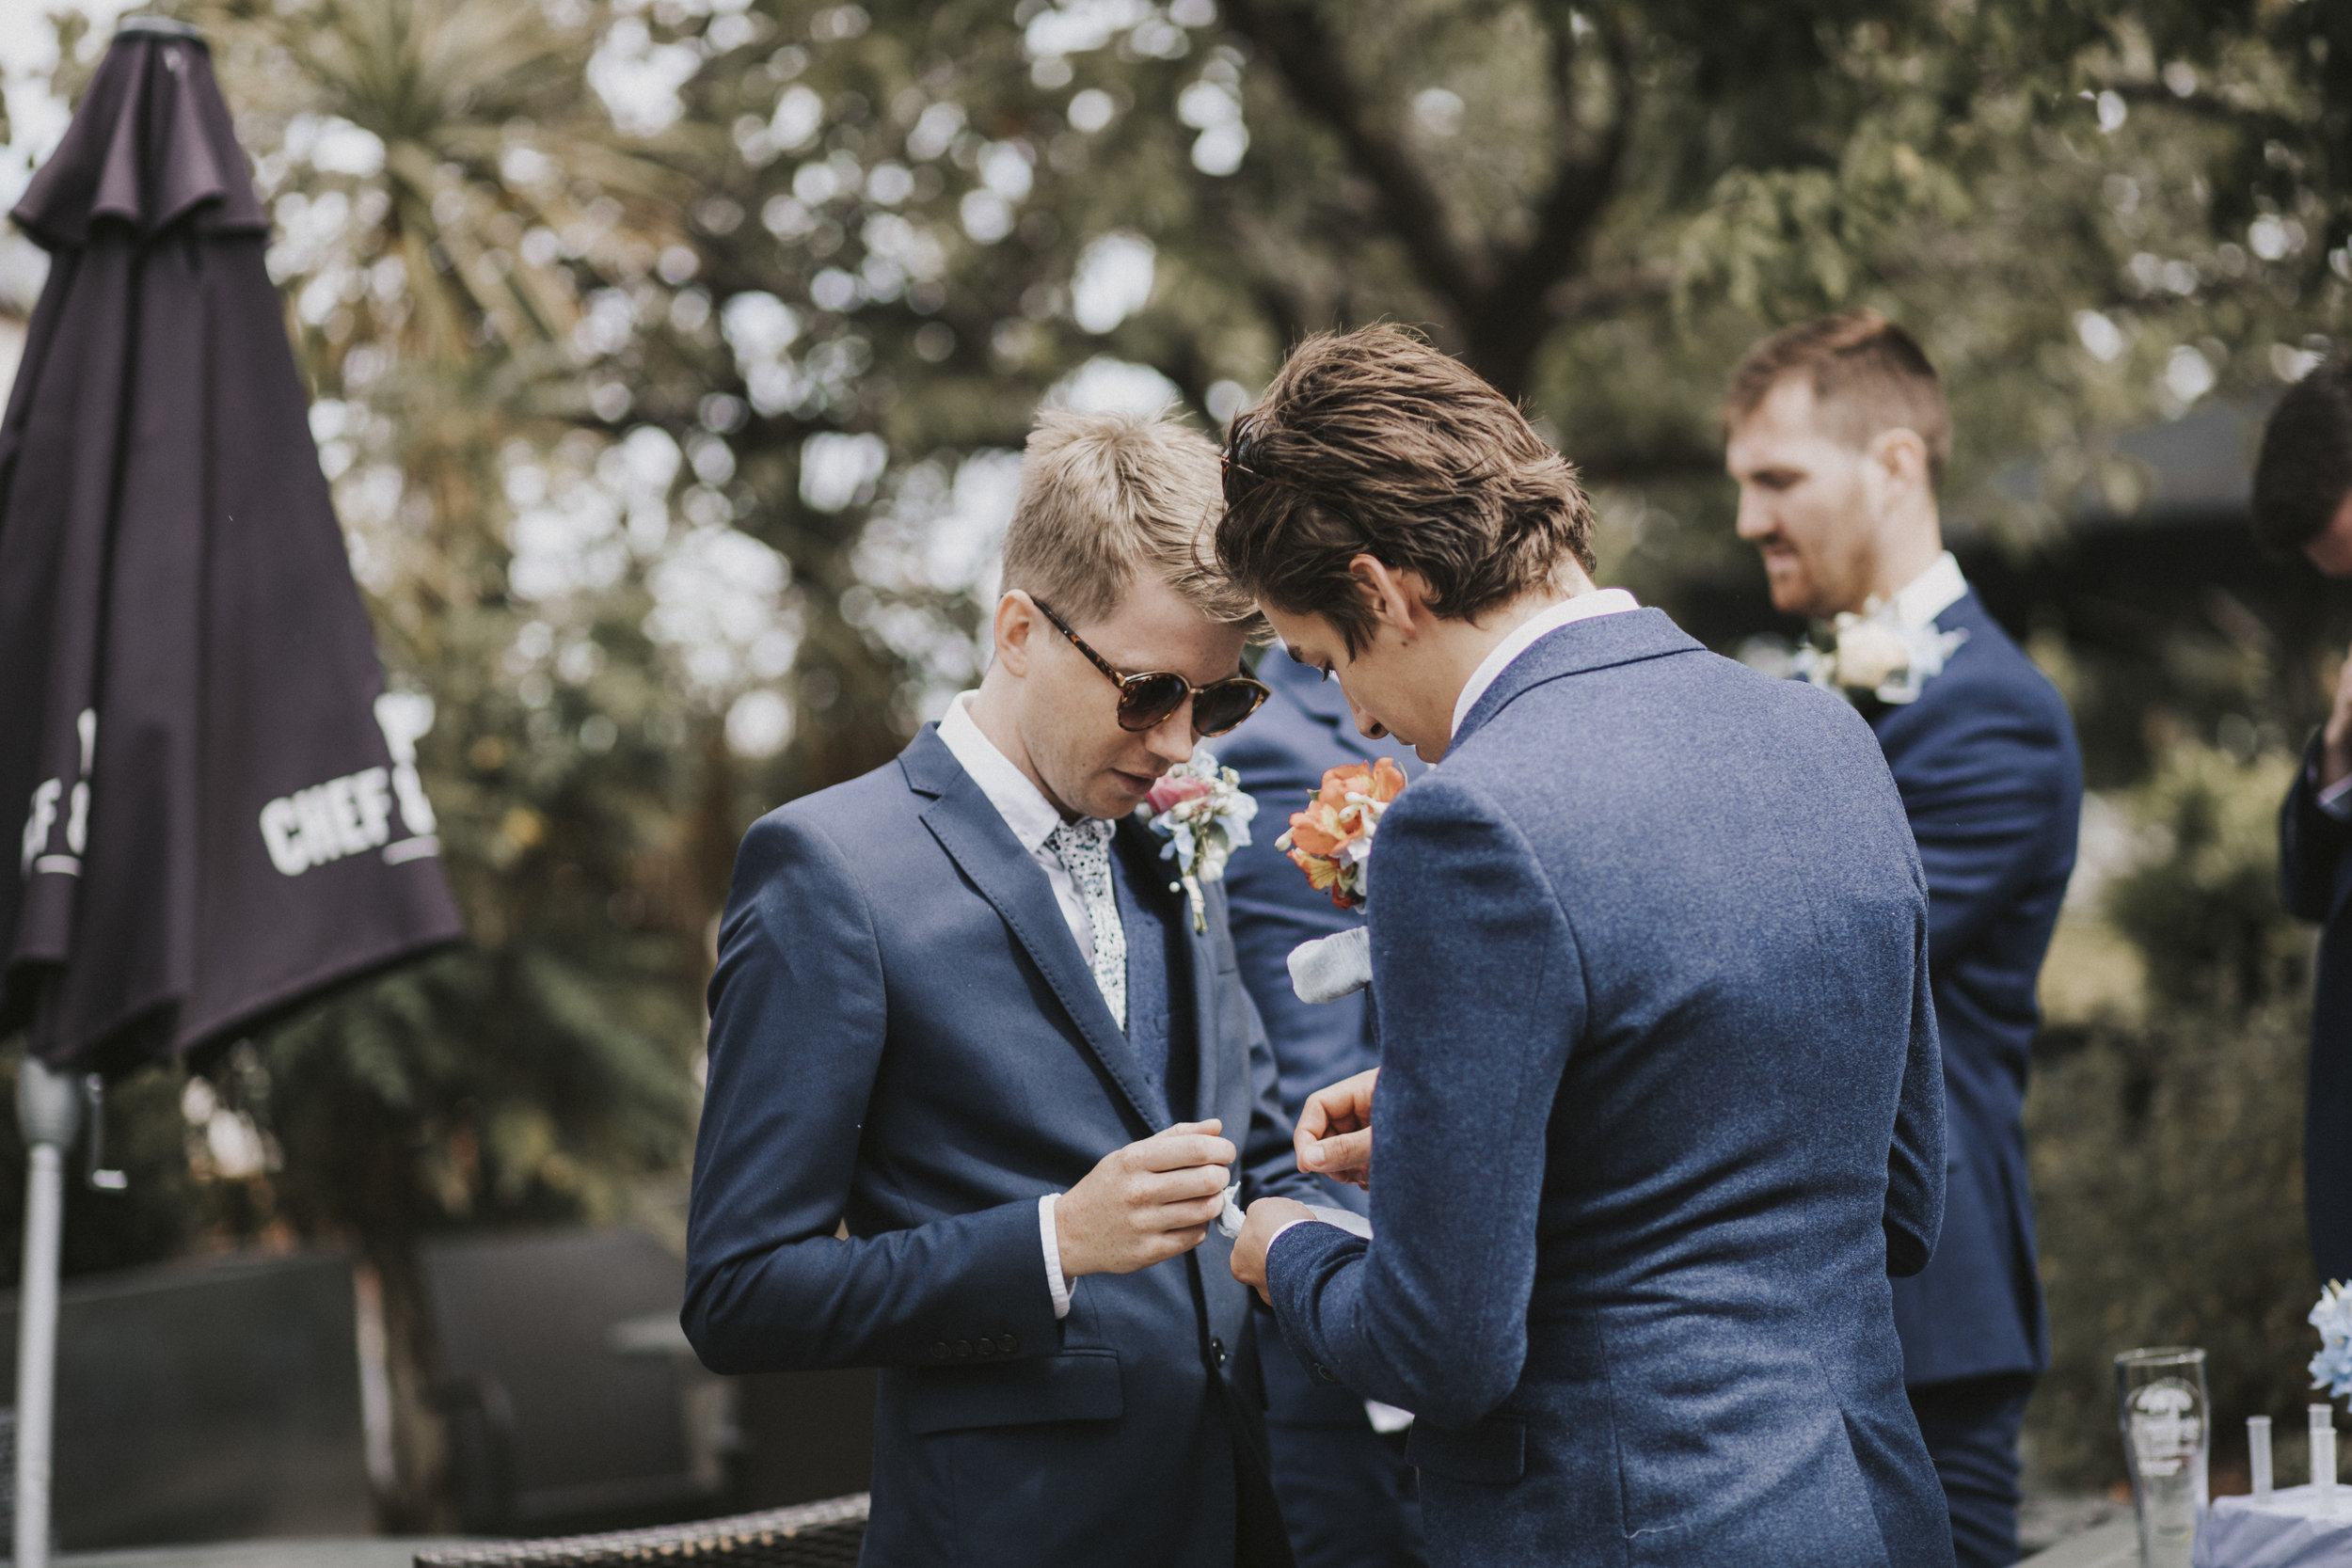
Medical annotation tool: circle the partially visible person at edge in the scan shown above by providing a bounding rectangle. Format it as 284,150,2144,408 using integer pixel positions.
2258,354,2352,1288
683,409,1317,1567
1218,651,1427,1568
1725,309,2084,1568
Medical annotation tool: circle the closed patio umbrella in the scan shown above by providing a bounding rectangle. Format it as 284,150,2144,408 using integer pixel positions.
0,19,464,1560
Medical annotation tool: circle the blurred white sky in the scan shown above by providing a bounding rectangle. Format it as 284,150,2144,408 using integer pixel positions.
0,0,136,390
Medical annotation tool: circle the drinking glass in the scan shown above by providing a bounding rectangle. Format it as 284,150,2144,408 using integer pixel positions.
2116,1347,2210,1568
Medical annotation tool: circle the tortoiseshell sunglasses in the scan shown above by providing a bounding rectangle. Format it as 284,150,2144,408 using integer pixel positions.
1031,598,1270,737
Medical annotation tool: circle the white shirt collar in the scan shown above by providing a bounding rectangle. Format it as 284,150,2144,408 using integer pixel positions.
1887,551,1967,632
1449,588,1641,739
936,691,1067,852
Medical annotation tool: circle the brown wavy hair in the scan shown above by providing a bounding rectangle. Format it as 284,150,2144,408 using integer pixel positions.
1211,325,1596,655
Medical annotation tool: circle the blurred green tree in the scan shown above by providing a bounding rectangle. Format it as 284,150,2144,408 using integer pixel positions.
628,0,2352,781
2028,741,2315,1491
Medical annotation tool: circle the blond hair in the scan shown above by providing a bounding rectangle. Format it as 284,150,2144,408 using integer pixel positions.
1001,408,1265,637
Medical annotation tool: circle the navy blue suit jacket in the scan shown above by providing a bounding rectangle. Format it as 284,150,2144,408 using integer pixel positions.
1877,588,2082,1388
1219,656,1422,1190
2281,735,2352,1283
1263,610,1953,1568
1218,656,1422,1429
684,726,1314,1568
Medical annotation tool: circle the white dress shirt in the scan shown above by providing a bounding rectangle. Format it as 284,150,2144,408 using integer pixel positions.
1887,550,1969,634
935,689,1125,1321
1447,587,1641,739
938,692,1104,963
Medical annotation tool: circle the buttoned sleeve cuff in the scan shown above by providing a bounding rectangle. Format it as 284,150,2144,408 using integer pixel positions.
1039,1193,1072,1320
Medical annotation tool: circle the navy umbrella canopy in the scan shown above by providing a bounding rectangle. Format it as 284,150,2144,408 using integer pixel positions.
0,20,464,1075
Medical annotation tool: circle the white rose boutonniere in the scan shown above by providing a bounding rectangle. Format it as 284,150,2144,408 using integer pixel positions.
1138,746,1258,933
1794,605,1968,706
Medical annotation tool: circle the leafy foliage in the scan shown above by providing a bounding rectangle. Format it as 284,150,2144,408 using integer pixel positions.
2028,741,2315,1490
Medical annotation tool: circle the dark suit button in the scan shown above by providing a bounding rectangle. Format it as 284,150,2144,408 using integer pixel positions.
976,1337,995,1355
1211,1337,1228,1368
930,1342,949,1359
1313,1363,1336,1384
953,1339,973,1357
998,1335,1018,1354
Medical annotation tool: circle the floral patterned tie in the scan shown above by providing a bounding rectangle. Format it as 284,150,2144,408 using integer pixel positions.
1047,817,1126,1030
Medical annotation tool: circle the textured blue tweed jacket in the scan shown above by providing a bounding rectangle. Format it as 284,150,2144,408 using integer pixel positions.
1263,609,1954,1568
684,725,1313,1568
1876,588,2081,1387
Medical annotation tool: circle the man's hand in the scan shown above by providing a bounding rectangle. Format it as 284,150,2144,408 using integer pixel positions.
1230,1196,1316,1306
1295,1069,1377,1188
2325,649,2352,789
1056,1120,1236,1280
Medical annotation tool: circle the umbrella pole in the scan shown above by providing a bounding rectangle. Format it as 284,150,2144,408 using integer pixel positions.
14,1057,80,1568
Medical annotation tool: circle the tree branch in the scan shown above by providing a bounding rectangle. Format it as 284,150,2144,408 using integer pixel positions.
1218,0,1485,314
1465,8,1638,397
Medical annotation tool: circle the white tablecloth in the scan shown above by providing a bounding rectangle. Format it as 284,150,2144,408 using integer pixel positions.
2195,1486,2352,1566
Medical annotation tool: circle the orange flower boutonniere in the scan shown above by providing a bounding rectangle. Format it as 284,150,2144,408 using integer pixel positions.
1275,756,1407,910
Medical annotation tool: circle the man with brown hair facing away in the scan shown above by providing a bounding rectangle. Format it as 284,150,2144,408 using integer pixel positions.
1726,309,2083,1568
685,409,1315,1566
1222,325,1953,1568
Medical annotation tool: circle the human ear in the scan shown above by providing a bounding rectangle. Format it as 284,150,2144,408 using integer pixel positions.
1346,555,1424,641
993,592,1038,677
1870,427,1930,499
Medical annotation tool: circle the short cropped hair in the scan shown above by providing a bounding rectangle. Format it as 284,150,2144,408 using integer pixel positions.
1211,325,1596,654
2252,356,2352,557
1725,309,1952,489
1000,408,1265,637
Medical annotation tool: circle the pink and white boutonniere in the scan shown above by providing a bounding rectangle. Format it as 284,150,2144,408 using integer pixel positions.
1140,748,1258,932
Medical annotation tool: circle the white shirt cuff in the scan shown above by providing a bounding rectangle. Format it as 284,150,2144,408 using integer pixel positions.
1039,1193,1072,1320
2320,768,2352,820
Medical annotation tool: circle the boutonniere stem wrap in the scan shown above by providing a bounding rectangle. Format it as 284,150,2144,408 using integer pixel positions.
1141,749,1258,933
1794,604,1968,707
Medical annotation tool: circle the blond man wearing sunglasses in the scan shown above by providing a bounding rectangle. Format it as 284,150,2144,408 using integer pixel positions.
686,408,1313,1568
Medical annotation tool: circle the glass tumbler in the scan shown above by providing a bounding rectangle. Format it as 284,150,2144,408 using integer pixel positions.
2116,1347,2210,1568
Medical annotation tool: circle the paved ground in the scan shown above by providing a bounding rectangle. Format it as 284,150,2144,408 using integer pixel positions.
2020,1488,2132,1554
55,1522,2140,1568
2020,1516,2139,1567
60,1542,477,1568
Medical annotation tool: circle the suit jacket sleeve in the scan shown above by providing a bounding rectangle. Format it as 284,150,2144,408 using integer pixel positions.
1884,898,1946,1277
1898,687,2076,962
1263,774,1581,1429
682,813,1061,1374
2283,730,2350,923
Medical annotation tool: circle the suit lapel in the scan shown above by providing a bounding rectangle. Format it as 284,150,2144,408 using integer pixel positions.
1120,816,1223,1124
905,730,1163,1135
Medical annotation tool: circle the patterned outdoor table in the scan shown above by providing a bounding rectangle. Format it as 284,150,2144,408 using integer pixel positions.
411,1495,866,1567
